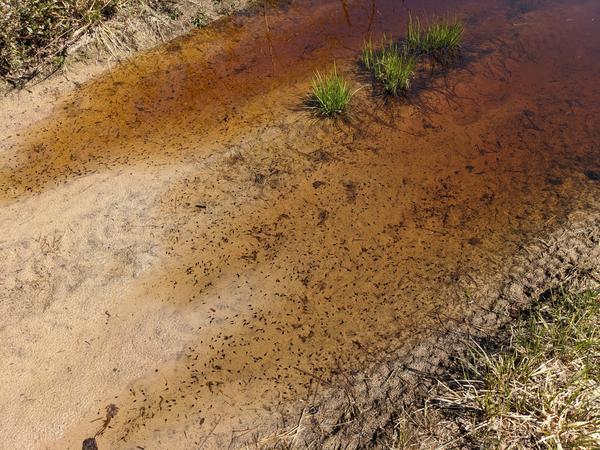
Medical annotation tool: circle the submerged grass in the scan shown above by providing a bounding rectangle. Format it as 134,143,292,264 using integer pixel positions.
309,64,354,117
361,37,416,96
389,287,600,449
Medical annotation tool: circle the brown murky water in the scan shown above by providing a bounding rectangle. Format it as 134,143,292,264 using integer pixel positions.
3,0,599,448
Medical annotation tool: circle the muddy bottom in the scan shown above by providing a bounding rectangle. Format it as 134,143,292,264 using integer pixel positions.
1,0,599,448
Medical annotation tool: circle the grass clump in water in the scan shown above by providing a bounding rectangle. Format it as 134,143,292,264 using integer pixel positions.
425,19,463,58
361,38,416,96
309,64,354,117
361,37,376,71
406,15,463,62
375,43,416,96
406,15,425,55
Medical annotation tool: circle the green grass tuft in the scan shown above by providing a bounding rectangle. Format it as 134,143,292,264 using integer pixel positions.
361,37,416,96
361,37,375,71
406,15,424,54
424,18,463,57
309,64,354,117
374,42,416,96
406,15,463,62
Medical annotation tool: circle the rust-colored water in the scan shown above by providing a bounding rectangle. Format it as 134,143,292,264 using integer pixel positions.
0,0,505,199
3,0,599,448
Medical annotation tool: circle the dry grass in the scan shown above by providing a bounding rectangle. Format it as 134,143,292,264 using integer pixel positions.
389,287,600,449
0,0,256,87
0,0,125,85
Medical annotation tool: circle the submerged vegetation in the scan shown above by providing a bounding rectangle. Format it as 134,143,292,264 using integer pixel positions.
388,287,600,449
309,64,355,117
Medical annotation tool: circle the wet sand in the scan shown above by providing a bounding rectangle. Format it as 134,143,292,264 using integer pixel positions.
0,0,599,448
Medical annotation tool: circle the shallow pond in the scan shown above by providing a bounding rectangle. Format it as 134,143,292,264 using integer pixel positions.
2,0,599,447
